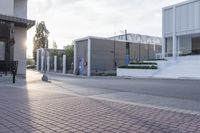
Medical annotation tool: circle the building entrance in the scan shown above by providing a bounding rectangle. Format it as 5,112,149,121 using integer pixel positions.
192,37,200,55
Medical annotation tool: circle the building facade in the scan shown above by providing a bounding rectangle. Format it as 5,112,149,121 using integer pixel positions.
74,35,161,76
163,0,200,58
0,0,35,77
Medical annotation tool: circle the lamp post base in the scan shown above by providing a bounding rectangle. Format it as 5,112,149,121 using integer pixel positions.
42,74,48,82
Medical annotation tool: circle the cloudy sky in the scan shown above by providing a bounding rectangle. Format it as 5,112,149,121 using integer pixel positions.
27,0,185,57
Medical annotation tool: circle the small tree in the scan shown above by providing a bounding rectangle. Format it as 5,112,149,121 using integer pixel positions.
64,44,74,69
33,21,49,63
52,41,58,56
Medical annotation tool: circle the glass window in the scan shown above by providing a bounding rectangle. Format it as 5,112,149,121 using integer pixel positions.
165,38,173,57
0,41,5,60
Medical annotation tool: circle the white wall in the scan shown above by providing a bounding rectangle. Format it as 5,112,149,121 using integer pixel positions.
0,0,14,16
176,0,200,35
164,8,173,37
14,27,27,76
164,0,200,37
14,0,27,18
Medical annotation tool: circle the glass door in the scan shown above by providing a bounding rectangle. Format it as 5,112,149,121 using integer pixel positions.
192,37,200,55
0,41,5,60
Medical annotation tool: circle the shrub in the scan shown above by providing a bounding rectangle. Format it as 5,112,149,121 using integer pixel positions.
118,65,158,69
129,62,157,65
147,59,167,61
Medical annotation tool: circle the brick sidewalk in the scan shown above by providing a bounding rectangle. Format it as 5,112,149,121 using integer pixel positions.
0,86,200,133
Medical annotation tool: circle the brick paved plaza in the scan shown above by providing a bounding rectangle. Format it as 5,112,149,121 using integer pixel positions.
0,84,200,133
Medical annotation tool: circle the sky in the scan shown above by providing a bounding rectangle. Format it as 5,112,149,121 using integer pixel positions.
26,0,185,58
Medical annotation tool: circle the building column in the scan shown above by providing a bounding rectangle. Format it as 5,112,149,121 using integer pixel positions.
47,55,50,72
162,8,166,58
162,38,166,58
172,6,177,59
41,49,44,71
87,38,91,77
54,56,57,73
63,55,66,74
73,43,77,74
36,49,40,71
177,36,180,57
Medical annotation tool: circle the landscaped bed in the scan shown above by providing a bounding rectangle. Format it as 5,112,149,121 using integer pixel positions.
118,65,158,69
129,62,157,65
117,62,158,77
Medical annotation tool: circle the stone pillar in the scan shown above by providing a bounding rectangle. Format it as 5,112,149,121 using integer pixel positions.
47,55,50,72
63,55,66,74
172,6,177,59
162,8,166,58
87,38,91,76
41,50,44,71
73,42,77,74
177,37,180,57
36,49,40,71
54,56,57,73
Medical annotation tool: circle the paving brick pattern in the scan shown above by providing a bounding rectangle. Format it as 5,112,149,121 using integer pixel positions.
0,86,200,133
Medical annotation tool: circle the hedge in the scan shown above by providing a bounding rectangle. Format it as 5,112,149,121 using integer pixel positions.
118,65,158,69
129,62,157,65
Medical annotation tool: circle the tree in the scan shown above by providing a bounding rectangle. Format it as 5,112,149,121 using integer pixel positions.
33,21,49,62
64,44,74,67
52,41,58,56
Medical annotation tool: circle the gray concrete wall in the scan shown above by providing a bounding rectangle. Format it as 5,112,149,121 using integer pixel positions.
90,38,126,74
130,43,160,61
76,40,88,75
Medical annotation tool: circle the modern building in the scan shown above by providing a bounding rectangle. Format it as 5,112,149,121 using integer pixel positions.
0,0,35,77
163,0,200,58
74,34,162,76
116,0,200,79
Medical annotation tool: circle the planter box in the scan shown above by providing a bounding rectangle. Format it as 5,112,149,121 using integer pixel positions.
128,64,156,67
117,68,158,77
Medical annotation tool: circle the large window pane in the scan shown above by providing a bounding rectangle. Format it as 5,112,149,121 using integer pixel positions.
0,41,5,60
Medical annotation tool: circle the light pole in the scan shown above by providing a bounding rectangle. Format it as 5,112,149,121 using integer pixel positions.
42,37,48,82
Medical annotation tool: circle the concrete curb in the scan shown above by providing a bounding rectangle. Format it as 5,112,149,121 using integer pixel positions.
42,71,200,81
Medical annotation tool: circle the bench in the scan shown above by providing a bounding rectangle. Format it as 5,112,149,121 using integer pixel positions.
0,61,18,83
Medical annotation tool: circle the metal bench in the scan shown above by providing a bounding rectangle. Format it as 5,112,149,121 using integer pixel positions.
0,61,18,83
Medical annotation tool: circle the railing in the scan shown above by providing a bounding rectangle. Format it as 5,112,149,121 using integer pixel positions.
0,61,18,83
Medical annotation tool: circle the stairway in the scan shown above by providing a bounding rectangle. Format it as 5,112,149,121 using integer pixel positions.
154,55,200,79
